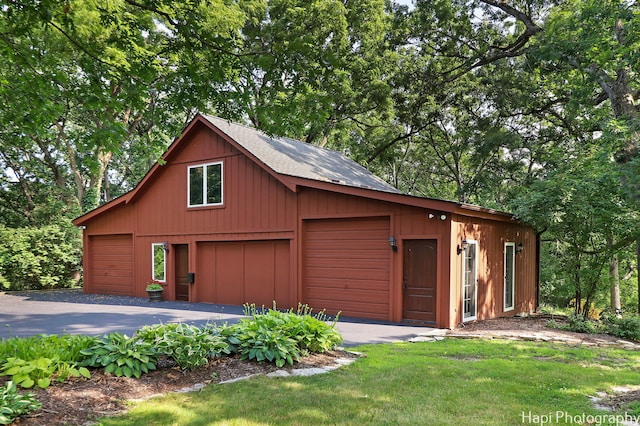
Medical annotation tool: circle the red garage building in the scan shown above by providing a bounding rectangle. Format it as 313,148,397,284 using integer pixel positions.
73,114,537,328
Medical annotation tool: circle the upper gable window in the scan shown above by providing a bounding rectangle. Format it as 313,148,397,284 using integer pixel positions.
188,162,223,207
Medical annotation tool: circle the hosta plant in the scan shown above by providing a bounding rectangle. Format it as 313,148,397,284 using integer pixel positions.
0,381,41,425
79,332,158,378
225,321,300,368
0,356,89,389
273,304,342,354
136,323,230,370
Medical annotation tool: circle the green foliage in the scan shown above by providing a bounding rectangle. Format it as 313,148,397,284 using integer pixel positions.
0,225,81,291
274,304,342,354
604,315,640,342
0,334,97,365
79,333,158,378
561,315,606,334
145,283,163,291
0,356,90,390
0,357,55,389
549,313,640,342
228,323,299,368
223,304,343,367
135,323,230,370
513,146,639,316
0,381,41,425
0,334,95,388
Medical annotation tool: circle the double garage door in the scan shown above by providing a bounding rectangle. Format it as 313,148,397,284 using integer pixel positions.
302,217,390,320
196,240,290,307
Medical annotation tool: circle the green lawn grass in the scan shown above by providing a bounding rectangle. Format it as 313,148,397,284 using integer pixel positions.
100,339,640,426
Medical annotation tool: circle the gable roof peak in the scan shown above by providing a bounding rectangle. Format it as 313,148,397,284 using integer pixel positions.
201,115,400,194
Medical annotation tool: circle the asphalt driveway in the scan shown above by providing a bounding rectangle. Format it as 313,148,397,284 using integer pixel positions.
0,289,426,346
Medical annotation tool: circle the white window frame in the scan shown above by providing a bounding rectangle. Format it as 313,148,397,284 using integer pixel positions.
187,161,223,208
504,242,515,312
461,239,478,322
151,243,167,283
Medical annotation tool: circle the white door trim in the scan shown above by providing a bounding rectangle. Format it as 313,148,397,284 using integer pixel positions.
462,239,478,322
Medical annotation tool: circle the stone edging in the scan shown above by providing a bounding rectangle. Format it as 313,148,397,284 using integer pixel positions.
407,329,640,350
214,351,363,385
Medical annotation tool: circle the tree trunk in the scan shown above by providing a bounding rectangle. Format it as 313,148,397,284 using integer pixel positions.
637,241,640,316
608,235,621,316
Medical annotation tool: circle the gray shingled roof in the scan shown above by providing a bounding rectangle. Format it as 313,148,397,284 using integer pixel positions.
203,115,400,194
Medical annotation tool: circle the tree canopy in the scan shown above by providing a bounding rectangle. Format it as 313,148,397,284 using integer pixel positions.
0,0,638,314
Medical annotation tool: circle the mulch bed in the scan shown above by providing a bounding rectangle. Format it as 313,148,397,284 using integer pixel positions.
10,350,357,426
8,314,640,425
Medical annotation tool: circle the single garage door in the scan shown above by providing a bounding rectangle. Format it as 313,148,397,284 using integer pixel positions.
196,240,290,307
303,217,390,320
88,234,134,296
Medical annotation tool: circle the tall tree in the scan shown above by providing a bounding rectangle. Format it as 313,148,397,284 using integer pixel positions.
220,0,393,147
0,0,249,219
533,0,640,311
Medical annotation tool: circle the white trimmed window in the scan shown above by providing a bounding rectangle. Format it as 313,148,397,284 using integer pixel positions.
152,243,166,282
188,162,223,207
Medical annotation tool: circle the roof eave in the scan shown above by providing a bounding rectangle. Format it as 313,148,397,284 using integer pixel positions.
72,195,129,226
289,176,522,223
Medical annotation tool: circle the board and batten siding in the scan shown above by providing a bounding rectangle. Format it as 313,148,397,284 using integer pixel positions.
297,188,455,324
134,125,296,237
75,117,538,329
449,214,537,327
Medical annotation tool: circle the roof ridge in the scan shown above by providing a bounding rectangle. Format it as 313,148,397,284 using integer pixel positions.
200,114,400,194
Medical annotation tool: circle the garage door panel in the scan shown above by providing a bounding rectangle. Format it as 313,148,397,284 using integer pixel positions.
244,243,276,306
303,217,390,320
304,219,388,233
274,242,291,304
196,240,290,307
305,266,387,281
303,296,388,320
305,248,389,260
305,287,388,301
305,278,389,292
214,243,244,304
89,235,133,296
305,230,389,242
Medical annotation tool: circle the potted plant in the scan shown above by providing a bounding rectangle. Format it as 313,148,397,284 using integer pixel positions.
145,282,164,302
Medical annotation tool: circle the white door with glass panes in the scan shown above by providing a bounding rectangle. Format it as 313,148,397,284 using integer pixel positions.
462,240,478,321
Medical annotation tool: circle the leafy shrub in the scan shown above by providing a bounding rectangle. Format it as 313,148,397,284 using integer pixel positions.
0,225,81,291
561,315,605,334
0,357,90,389
0,381,41,425
604,316,640,341
1,357,55,389
546,319,560,329
222,304,343,367
135,323,182,343
281,304,342,354
223,320,300,368
135,323,230,370
0,334,97,363
0,335,95,389
79,333,158,378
